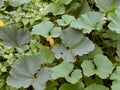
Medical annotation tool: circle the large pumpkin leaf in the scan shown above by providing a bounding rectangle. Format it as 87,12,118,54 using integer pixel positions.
84,83,109,90
6,55,52,90
52,28,95,62
0,27,31,52
32,21,61,38
70,12,105,33
51,61,74,79
9,0,30,7
95,0,120,12
108,6,120,34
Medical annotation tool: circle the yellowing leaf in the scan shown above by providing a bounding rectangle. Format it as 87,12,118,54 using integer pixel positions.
0,20,4,27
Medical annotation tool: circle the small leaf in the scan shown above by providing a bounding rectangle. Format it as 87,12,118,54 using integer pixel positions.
22,19,29,25
45,81,58,90
56,0,72,5
57,15,75,26
32,21,61,38
70,12,105,33
110,66,120,81
9,0,30,7
84,83,109,90
111,81,120,90
51,61,74,79
45,3,65,16
110,66,120,90
6,55,52,90
59,81,85,90
81,60,95,77
108,6,120,34
94,54,114,79
65,69,82,84
39,46,55,64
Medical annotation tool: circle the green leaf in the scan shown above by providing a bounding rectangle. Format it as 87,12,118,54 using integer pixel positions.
94,54,114,79
89,45,103,57
81,61,95,77
80,0,90,14
95,0,120,12
59,81,84,90
6,55,52,90
52,28,95,62
39,46,55,64
117,41,120,57
45,81,58,90
22,19,29,25
81,54,114,79
32,67,52,90
110,66,120,90
102,30,120,41
65,69,82,84
45,3,65,16
57,15,76,26
110,66,120,81
108,6,120,34
52,44,75,62
56,0,72,5
70,12,105,33
9,0,30,7
0,27,31,52
0,0,4,6
51,61,74,79
32,21,61,38
84,83,109,90
111,81,120,90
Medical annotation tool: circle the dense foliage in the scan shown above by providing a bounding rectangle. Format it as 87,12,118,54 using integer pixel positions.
0,0,120,90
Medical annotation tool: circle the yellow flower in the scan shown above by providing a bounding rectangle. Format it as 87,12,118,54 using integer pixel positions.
101,17,109,21
0,20,4,27
46,38,55,47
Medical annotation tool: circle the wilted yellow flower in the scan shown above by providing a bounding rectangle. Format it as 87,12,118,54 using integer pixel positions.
0,20,4,27
39,8,44,14
101,17,109,21
46,38,55,47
